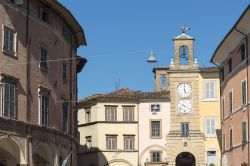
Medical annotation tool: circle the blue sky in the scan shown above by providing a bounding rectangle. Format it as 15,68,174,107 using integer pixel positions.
59,0,249,99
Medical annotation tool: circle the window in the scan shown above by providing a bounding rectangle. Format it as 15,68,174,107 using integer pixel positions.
2,81,16,119
62,102,68,132
204,80,216,99
85,109,91,123
221,98,225,119
181,122,189,137
63,26,72,43
242,80,247,105
239,44,246,61
106,135,117,150
38,7,51,24
151,151,161,162
105,107,116,121
207,151,216,166
205,118,216,137
3,26,16,55
39,47,48,70
160,75,167,89
221,67,224,82
151,104,160,112
242,121,247,143
151,121,161,138
63,62,67,81
86,136,92,151
123,107,134,122
39,89,49,126
229,128,233,148
229,91,233,114
228,58,232,73
124,136,134,150
222,133,226,151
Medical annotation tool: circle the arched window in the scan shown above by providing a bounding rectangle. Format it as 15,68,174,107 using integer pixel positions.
160,75,167,89
179,45,189,65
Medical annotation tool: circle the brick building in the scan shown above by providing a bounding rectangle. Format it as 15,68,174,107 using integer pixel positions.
0,0,86,165
211,4,250,166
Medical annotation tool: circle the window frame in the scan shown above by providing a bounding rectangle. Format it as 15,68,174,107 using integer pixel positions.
150,120,161,138
2,25,17,57
62,102,68,132
160,75,167,89
85,109,91,123
241,80,247,105
2,80,17,119
221,97,225,120
205,117,217,137
62,62,67,82
228,58,232,73
222,132,226,151
39,88,50,126
86,136,92,151
124,136,134,150
229,127,233,148
242,121,247,143
229,90,233,114
238,43,246,62
204,80,217,100
39,46,48,71
105,107,117,121
38,6,52,24
123,107,134,122
151,151,161,163
181,122,189,137
106,135,117,150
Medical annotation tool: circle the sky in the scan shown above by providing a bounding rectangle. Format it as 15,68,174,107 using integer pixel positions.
59,0,249,99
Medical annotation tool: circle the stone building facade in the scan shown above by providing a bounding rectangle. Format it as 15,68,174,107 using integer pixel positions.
211,4,250,166
77,89,170,166
0,0,86,165
154,33,221,166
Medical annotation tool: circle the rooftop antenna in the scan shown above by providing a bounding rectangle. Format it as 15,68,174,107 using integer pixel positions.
180,24,191,34
115,79,120,91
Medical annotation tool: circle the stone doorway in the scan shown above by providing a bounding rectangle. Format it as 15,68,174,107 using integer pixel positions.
175,152,195,166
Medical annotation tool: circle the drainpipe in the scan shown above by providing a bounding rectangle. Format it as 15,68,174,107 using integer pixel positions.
234,27,249,166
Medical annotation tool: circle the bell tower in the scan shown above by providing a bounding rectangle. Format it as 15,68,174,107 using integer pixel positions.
170,26,198,69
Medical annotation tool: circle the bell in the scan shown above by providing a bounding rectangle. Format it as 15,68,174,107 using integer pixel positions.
180,47,187,58
147,50,157,63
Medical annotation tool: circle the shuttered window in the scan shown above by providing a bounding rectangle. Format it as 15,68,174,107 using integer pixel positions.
204,80,216,99
229,91,233,114
242,121,247,142
205,118,216,137
3,82,16,119
242,80,247,105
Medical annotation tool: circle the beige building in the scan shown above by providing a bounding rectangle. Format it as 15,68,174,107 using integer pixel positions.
77,88,170,166
0,0,86,165
211,4,250,166
153,32,221,166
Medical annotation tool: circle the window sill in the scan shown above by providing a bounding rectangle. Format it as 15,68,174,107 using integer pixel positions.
200,99,218,102
40,66,48,72
150,136,162,139
3,49,17,59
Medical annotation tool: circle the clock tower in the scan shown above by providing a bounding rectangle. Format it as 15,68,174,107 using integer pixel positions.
153,29,218,165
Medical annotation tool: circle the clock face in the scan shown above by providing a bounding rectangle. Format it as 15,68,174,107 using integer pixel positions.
177,83,192,97
178,99,192,113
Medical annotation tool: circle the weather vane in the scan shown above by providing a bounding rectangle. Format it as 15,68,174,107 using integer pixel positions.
181,24,191,34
